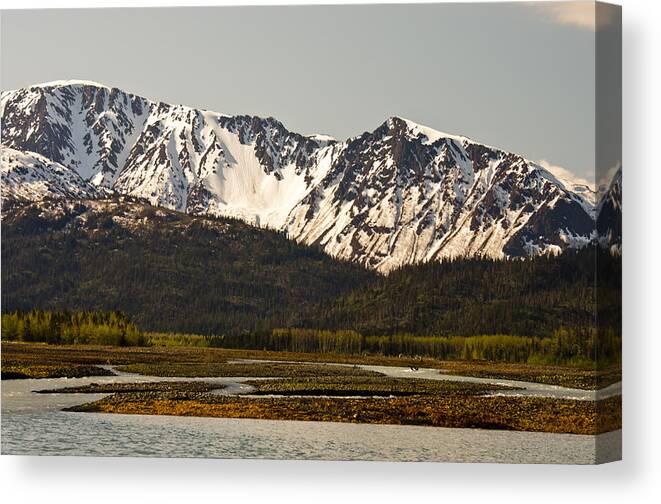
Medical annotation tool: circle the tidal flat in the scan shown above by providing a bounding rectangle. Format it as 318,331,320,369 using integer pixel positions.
2,342,619,389
1,342,621,435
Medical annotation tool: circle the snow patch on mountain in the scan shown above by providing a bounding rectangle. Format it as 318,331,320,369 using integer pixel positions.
1,146,101,202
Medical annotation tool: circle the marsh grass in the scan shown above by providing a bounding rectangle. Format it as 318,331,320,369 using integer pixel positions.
67,392,622,435
245,376,514,397
437,361,621,390
34,381,224,394
116,362,383,378
1,342,617,389
1,364,115,380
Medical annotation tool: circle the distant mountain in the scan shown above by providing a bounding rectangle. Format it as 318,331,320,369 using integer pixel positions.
1,81,610,271
596,166,622,254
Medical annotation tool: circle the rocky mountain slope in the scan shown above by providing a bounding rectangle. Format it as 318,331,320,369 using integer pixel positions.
596,166,622,254
284,117,596,269
1,146,101,203
1,81,611,271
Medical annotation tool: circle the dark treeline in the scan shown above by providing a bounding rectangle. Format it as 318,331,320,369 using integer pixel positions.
1,309,145,346
217,326,620,365
301,247,621,340
1,310,620,365
1,201,374,335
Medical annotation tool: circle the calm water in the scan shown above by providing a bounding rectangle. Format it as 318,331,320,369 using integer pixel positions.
1,368,622,464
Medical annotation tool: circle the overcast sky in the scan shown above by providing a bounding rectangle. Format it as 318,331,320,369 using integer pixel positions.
1,2,612,181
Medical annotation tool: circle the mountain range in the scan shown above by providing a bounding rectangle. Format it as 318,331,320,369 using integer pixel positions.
1,80,620,271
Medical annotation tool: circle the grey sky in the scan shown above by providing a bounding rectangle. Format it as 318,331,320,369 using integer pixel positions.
1,2,599,180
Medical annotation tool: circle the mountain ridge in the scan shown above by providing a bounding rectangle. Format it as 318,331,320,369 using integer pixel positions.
1,81,615,271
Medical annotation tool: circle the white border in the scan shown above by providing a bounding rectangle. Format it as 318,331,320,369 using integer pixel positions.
1,1,659,503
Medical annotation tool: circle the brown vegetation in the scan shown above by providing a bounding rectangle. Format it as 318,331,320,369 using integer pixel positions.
245,376,514,397
67,392,621,435
1,342,619,389
34,381,224,394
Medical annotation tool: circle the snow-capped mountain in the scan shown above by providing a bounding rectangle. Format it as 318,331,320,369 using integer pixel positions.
1,80,149,188
1,146,101,203
596,166,622,254
284,116,595,269
0,81,334,227
1,81,605,271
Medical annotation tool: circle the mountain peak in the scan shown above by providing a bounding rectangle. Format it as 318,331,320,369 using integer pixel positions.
381,116,469,145
29,79,112,90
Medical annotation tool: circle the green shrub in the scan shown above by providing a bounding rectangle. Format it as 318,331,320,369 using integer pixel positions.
1,309,145,346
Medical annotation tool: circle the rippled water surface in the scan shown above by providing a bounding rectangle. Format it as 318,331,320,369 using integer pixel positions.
1,371,621,464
